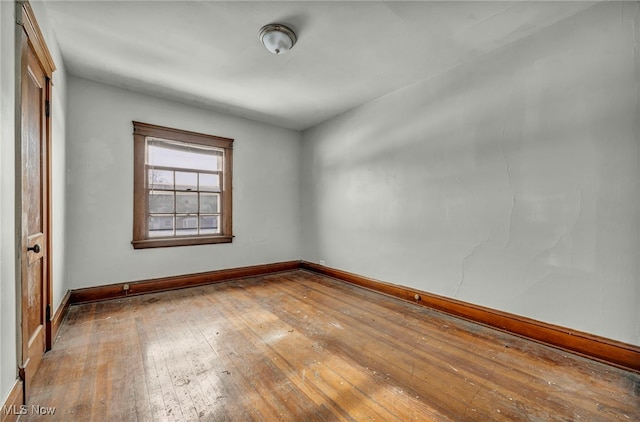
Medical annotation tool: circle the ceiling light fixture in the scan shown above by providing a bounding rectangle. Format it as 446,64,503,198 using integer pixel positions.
259,24,297,55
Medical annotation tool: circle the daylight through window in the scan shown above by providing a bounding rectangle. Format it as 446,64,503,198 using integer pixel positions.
132,122,233,249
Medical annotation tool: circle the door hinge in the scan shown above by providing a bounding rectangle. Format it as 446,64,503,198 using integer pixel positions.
46,303,51,321
45,100,50,118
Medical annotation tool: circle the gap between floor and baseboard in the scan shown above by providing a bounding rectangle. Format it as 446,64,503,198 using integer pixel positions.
55,260,638,373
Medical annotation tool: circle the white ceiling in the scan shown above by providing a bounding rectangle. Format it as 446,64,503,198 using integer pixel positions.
42,1,597,131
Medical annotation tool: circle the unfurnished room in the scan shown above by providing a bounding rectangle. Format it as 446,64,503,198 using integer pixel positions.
0,0,639,420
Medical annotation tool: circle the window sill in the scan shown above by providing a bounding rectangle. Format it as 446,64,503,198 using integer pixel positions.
132,235,233,249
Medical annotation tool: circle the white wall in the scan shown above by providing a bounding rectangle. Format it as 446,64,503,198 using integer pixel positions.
0,0,68,405
0,0,18,405
301,2,640,346
30,0,69,321
65,76,301,289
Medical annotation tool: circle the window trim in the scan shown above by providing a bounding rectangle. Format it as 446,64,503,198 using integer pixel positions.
132,121,233,249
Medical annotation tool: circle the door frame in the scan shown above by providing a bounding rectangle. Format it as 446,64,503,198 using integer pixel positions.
15,0,56,396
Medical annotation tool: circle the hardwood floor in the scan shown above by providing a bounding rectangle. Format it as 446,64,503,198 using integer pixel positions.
27,270,639,421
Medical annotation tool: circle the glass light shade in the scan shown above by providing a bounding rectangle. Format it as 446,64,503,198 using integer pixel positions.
259,24,297,55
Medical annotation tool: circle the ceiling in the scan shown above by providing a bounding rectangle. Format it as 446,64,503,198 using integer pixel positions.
42,1,597,131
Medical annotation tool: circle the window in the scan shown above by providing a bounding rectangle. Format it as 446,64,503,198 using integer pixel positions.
132,122,233,249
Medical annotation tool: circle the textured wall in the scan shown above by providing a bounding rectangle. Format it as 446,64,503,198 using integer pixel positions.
66,76,301,289
301,2,640,345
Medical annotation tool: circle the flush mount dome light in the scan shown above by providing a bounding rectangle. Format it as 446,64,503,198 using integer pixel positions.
259,24,297,55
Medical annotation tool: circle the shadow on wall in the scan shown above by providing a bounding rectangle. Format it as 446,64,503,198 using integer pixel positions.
300,1,639,345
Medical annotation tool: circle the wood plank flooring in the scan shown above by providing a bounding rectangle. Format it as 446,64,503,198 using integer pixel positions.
26,270,640,421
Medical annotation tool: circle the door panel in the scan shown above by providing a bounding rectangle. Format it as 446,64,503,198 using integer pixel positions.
20,27,49,398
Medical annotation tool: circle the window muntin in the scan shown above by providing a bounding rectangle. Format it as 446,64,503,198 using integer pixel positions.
146,137,223,238
132,122,233,249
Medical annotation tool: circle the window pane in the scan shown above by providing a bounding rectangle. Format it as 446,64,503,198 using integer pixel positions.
199,215,220,235
199,173,220,192
148,169,173,189
149,215,174,237
176,192,198,213
149,191,174,213
199,193,219,213
176,215,198,236
134,124,232,248
147,138,223,171
175,172,197,191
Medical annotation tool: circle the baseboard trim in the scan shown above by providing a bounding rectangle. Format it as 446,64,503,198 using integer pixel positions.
300,261,640,373
64,259,640,372
0,379,24,422
69,261,301,304
51,291,71,343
